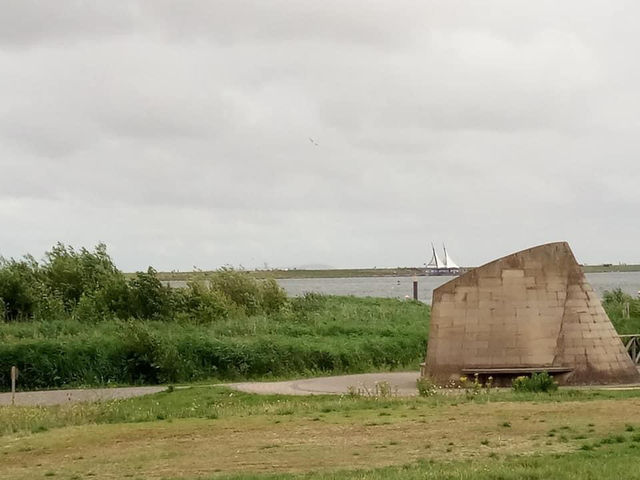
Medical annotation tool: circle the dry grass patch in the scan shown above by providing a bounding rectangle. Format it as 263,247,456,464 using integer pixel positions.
2,397,640,480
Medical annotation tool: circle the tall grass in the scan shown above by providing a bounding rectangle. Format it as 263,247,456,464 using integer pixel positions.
602,288,640,334
0,296,429,390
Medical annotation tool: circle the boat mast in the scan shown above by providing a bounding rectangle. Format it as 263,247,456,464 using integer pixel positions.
427,242,442,269
433,243,439,268
443,243,460,269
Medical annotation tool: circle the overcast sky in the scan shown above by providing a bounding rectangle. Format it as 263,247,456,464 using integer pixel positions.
1,1,639,271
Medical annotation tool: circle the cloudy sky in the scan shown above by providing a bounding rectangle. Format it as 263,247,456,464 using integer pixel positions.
1,1,639,271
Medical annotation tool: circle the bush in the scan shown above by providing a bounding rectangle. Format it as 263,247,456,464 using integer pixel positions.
117,321,166,384
1,244,291,324
0,256,42,321
41,243,125,310
208,268,288,315
512,372,558,393
209,267,261,314
603,288,632,305
259,278,288,314
128,268,172,320
175,280,232,323
602,288,640,334
416,376,437,397
73,294,103,323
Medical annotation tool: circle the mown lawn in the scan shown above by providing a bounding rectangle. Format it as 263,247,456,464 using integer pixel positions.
2,387,640,479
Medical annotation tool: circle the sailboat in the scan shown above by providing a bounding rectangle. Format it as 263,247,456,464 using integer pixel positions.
425,243,461,276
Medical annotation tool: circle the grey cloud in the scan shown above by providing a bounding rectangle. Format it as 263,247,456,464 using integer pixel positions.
1,1,640,271
0,1,136,47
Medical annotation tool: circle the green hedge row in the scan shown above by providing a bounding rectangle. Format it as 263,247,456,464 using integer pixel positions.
0,328,426,390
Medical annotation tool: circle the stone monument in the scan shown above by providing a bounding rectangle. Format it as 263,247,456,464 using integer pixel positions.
423,242,640,385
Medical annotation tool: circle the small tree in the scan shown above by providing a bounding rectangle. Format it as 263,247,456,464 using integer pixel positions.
41,243,126,310
0,256,43,321
209,267,261,314
128,267,173,319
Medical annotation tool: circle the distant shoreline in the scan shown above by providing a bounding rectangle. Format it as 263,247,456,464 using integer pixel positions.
144,264,640,281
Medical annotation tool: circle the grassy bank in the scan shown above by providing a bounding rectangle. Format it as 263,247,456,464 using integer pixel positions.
3,386,640,479
0,296,428,391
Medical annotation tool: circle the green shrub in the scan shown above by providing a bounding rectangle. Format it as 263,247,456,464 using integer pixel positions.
416,376,437,397
602,288,640,334
117,321,166,384
209,267,261,314
73,294,103,323
33,293,67,322
603,288,632,305
128,268,172,320
512,372,558,393
175,280,232,323
41,243,125,310
208,268,288,315
259,278,288,314
0,256,43,321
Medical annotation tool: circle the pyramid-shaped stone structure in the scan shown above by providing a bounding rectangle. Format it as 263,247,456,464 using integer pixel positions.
424,242,640,385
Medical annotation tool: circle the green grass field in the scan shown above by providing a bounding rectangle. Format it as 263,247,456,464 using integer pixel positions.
3,386,640,479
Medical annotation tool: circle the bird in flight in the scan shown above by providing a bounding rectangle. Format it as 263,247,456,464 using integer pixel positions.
308,137,319,146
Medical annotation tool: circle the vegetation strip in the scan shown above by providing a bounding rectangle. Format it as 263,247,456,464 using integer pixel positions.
0,244,428,390
2,387,640,479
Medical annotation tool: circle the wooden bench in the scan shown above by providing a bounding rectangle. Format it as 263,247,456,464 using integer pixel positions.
461,366,573,375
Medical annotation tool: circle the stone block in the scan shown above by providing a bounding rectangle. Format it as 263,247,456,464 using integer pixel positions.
502,269,525,278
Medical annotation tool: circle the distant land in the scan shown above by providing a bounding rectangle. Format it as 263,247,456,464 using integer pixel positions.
148,264,640,281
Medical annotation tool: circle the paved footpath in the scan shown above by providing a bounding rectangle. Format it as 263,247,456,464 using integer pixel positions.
227,372,420,396
5,369,639,406
0,386,165,407
225,371,640,396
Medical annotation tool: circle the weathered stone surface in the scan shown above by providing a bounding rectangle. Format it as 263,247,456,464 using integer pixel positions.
424,242,640,385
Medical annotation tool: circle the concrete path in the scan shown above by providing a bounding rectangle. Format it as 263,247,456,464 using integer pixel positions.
6,368,640,405
227,372,420,396
0,386,166,407
226,371,640,396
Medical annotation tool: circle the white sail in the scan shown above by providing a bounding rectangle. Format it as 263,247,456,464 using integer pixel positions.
443,244,459,269
426,243,444,268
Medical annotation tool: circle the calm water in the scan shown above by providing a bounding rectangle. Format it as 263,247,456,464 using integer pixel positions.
166,272,640,303
277,272,640,304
